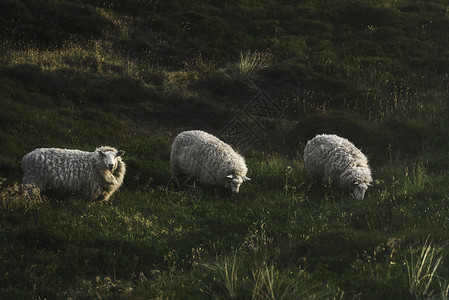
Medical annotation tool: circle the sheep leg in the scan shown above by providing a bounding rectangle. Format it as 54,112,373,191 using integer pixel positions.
178,175,193,189
173,176,180,189
166,175,180,190
169,175,193,190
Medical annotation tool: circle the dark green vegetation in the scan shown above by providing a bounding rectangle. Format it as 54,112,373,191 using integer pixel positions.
2,0,449,298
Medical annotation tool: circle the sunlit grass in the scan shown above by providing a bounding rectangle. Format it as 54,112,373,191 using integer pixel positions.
1,41,119,73
0,178,45,214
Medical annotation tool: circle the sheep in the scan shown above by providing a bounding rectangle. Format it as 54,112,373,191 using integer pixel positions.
170,130,250,193
21,146,126,201
303,134,372,200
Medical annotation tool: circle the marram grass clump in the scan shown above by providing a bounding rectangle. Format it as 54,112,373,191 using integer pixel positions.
221,51,271,92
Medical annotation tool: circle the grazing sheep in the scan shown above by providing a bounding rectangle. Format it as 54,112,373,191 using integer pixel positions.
303,134,372,200
22,146,126,201
170,130,250,193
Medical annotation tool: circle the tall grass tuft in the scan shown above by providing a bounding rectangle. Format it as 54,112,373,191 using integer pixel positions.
222,51,270,91
251,262,299,300
406,236,448,299
251,262,343,300
201,248,342,300
202,253,239,299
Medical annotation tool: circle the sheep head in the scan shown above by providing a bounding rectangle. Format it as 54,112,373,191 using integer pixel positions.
352,181,369,200
225,174,251,193
98,150,125,171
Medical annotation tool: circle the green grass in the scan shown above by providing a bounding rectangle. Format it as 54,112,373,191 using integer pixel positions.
5,153,449,298
2,0,449,298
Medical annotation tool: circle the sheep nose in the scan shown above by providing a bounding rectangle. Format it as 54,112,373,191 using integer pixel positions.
108,164,114,170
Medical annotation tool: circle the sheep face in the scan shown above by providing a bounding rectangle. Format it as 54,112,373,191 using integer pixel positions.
98,150,125,171
352,182,368,200
225,175,251,193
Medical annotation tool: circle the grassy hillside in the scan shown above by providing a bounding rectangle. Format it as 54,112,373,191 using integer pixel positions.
2,0,449,298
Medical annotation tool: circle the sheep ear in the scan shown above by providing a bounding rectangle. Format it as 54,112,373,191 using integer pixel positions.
243,176,251,181
116,150,125,157
226,175,234,179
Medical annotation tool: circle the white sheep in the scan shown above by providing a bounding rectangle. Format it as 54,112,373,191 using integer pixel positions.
303,134,372,200
22,146,126,201
170,130,250,193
